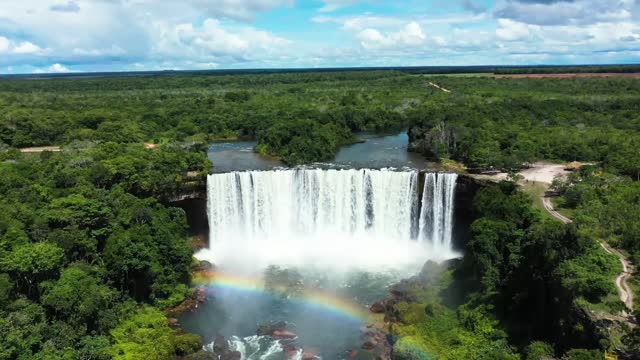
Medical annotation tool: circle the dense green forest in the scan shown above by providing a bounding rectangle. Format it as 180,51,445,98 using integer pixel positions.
0,144,210,359
1,70,640,359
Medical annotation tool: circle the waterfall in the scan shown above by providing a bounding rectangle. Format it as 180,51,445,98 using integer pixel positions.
418,173,458,249
204,169,457,269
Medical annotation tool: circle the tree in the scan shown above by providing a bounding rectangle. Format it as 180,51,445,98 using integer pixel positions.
2,242,64,297
41,265,117,330
524,341,555,360
110,306,176,360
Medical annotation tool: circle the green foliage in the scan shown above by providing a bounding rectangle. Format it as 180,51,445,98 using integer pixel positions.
525,341,555,360
172,333,203,356
561,349,604,360
408,76,640,172
110,306,176,360
392,299,518,360
463,180,617,351
41,265,117,328
0,139,208,358
257,119,355,164
556,246,619,302
0,298,48,359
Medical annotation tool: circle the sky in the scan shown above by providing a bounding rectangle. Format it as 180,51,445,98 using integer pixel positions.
0,0,639,74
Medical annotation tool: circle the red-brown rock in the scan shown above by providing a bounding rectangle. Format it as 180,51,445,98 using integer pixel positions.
273,330,297,339
302,352,318,360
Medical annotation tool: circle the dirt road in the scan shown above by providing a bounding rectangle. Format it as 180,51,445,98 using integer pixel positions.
19,146,62,153
428,82,451,93
600,242,635,314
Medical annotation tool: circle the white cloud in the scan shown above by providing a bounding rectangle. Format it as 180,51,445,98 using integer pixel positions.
152,18,290,62
0,0,294,69
33,63,71,73
496,19,530,41
357,22,426,49
0,0,639,70
0,37,10,54
12,41,44,54
0,37,45,55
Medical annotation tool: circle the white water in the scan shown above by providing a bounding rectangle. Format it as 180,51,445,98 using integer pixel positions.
200,169,458,271
418,173,458,252
205,335,282,360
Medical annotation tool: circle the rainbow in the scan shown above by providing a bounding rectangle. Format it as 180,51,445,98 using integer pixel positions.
192,271,371,323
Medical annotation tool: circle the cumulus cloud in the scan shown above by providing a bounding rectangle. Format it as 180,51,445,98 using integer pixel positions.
152,18,290,63
13,42,44,54
0,37,45,55
0,37,10,54
0,0,639,71
495,19,531,41
357,22,426,49
0,0,294,71
33,63,71,73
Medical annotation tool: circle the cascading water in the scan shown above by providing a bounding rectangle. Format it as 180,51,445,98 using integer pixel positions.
418,173,459,251
202,168,458,269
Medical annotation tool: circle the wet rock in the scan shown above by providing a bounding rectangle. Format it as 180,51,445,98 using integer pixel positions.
302,352,319,360
285,345,300,359
362,341,376,350
257,321,290,336
273,330,297,339
191,235,207,251
210,336,242,360
370,302,386,313
213,335,228,354
167,287,207,316
181,350,217,360
195,260,215,272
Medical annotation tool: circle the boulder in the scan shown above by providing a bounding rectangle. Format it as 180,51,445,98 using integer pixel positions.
195,260,215,272
362,341,376,350
285,346,300,358
257,321,290,336
273,330,297,339
302,352,318,360
370,302,386,313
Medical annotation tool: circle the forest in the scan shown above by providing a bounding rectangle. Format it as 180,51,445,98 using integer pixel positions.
1,69,640,359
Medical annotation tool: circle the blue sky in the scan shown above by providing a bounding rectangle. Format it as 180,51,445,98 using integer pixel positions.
0,0,639,74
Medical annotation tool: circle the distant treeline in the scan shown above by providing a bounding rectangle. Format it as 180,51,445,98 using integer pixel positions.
3,64,639,80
